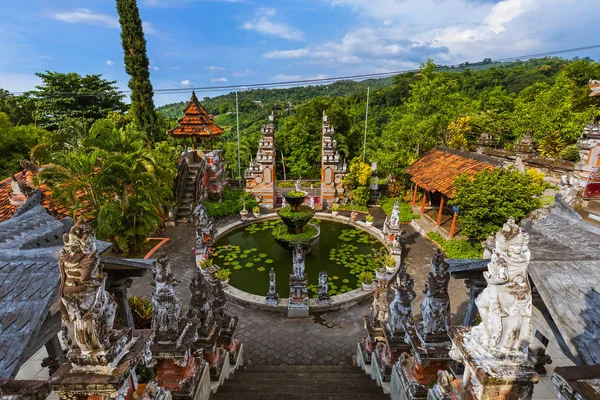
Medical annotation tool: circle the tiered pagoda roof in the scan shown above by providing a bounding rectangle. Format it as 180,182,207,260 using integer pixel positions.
167,91,224,139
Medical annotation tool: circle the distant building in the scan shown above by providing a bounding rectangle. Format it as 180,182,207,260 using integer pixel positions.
245,112,276,207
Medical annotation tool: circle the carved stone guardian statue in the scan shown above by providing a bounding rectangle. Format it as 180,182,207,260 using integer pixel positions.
292,245,306,279
265,268,279,306
387,267,415,337
418,249,451,341
371,277,391,327
188,268,213,337
317,271,331,306
151,252,182,344
58,218,131,368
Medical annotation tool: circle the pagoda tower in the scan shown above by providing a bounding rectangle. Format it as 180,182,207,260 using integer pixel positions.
321,111,346,207
167,91,224,150
245,112,277,207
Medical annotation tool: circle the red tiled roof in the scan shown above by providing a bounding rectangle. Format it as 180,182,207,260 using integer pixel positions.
0,168,94,223
167,91,223,138
405,147,500,198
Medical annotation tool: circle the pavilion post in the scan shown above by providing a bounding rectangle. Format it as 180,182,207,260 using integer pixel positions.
436,196,445,226
449,212,457,237
411,184,419,206
420,190,427,214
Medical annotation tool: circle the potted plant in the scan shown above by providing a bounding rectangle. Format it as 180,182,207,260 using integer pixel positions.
252,205,260,218
365,214,374,227
240,198,248,220
359,271,374,291
350,206,358,221
331,204,340,217
384,255,397,274
215,269,232,287
198,256,213,276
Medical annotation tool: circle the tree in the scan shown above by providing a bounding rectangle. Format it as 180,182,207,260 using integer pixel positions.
450,168,544,240
28,72,126,130
116,0,159,141
447,116,471,149
0,88,36,126
0,112,45,177
342,158,372,207
539,131,565,158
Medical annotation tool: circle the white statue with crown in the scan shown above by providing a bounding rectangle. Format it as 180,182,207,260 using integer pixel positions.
467,217,533,362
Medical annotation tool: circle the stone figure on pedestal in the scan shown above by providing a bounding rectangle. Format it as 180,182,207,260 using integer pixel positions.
317,271,331,305
295,178,302,192
58,218,130,367
266,268,279,306
383,201,402,237
371,277,390,327
194,201,214,256
387,267,415,337
292,245,306,279
188,268,213,336
470,217,533,360
151,252,182,344
419,250,451,339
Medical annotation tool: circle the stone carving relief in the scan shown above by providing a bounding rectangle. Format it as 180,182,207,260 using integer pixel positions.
58,218,130,367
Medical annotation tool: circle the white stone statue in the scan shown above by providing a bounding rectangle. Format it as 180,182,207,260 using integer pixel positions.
390,201,400,229
559,173,581,207
310,196,315,210
295,178,302,192
292,245,305,279
470,217,533,361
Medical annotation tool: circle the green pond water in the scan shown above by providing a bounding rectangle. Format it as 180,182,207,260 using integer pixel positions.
211,219,384,297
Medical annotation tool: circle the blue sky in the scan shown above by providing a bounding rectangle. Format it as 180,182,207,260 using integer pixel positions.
1,0,599,106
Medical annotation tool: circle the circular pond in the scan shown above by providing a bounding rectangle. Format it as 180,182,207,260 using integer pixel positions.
211,219,384,297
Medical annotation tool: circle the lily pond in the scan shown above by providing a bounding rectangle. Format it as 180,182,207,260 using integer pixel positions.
211,219,384,297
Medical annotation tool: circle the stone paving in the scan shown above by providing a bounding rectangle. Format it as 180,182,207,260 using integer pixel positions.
128,208,470,366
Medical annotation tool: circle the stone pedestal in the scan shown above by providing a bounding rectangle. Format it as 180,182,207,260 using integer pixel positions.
0,380,50,400
379,323,411,382
359,315,386,365
288,273,309,318
394,322,453,400
152,343,203,400
444,326,539,400
49,330,153,400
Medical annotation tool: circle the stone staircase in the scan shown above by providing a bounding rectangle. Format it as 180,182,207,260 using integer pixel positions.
175,163,203,222
210,365,389,400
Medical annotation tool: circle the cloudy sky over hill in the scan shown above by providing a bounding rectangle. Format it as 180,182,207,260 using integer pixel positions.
1,0,599,105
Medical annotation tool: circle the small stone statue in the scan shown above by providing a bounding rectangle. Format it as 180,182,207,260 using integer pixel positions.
194,201,214,256
210,275,227,323
470,217,533,360
391,232,403,256
265,268,279,306
419,249,451,338
282,196,287,208
188,268,212,336
390,201,400,229
151,252,182,344
387,267,415,336
58,218,128,367
295,178,302,192
292,245,306,279
371,277,391,327
310,196,315,210
559,173,580,207
317,271,331,305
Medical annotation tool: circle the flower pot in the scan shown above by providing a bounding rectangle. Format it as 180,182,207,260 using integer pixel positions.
240,210,248,220
361,282,373,291
385,265,396,274
366,221,373,227
200,268,211,277
253,212,260,218
350,212,358,220
332,211,339,217
376,268,387,280
220,279,229,287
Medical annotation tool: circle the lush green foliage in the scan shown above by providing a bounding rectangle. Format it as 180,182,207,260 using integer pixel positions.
0,112,46,177
381,197,420,222
36,118,176,253
285,190,306,197
271,223,318,245
28,72,127,131
426,232,483,259
204,189,258,218
450,168,545,240
359,271,374,284
116,0,159,141
278,205,315,221
128,296,152,329
215,269,231,281
342,158,373,207
560,144,581,162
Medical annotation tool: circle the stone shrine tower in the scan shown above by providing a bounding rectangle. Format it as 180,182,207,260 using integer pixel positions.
245,112,277,207
321,111,346,207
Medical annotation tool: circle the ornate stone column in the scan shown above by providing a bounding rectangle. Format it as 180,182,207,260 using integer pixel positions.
48,218,155,400
392,250,454,400
430,218,539,400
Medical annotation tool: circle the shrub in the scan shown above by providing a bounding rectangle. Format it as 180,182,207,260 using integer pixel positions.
381,197,420,222
426,232,483,259
205,189,258,218
215,269,231,281
272,223,319,246
252,206,260,214
286,190,306,197
560,144,580,162
350,186,371,207
365,214,374,222
359,271,374,284
128,296,152,329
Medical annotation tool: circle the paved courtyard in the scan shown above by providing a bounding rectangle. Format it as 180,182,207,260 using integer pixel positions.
129,209,470,366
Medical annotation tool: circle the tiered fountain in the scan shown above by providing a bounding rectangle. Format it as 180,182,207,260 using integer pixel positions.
271,179,320,251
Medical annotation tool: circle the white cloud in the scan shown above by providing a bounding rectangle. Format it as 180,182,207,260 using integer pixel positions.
232,69,253,77
143,0,244,6
152,66,160,71
207,65,225,71
181,79,191,86
46,9,119,28
242,8,304,41
211,77,228,83
45,9,158,36
105,60,115,66
263,48,310,59
271,74,302,81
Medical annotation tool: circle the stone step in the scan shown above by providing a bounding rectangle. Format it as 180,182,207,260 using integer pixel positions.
225,378,377,386
211,393,388,400
218,385,382,394
240,366,360,373
223,373,366,380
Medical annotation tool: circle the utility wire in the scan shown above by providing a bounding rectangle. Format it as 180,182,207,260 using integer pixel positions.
8,43,600,97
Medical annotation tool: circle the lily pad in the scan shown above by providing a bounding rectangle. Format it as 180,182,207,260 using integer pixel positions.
245,262,254,268
265,259,273,264
234,265,243,270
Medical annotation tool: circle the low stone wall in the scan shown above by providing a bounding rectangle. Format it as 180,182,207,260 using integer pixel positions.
217,212,394,314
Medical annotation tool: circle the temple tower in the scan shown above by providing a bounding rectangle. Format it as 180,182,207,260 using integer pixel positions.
321,111,346,208
245,112,277,207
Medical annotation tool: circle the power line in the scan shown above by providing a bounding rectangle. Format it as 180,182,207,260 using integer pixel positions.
7,43,600,98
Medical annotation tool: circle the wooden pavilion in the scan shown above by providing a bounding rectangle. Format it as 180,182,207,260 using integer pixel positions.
167,91,224,150
405,147,501,237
